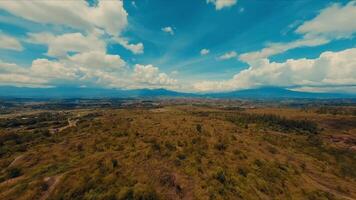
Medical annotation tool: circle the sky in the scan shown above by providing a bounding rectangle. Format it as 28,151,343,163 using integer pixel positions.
0,0,356,93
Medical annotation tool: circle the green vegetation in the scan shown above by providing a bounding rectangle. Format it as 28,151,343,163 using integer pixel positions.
228,112,318,134
314,106,356,116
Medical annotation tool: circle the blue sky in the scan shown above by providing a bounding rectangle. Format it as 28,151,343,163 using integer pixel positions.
0,0,356,93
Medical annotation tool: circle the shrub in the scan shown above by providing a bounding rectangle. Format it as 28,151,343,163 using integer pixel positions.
215,141,227,151
196,124,202,133
6,167,22,179
111,159,118,168
237,167,248,177
266,145,278,154
214,169,227,184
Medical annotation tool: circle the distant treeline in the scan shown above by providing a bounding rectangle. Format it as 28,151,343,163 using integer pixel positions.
0,112,68,129
228,113,318,134
313,106,356,116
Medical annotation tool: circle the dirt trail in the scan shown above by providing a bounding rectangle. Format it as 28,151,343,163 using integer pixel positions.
0,176,24,188
303,174,356,200
40,174,63,200
50,118,78,134
8,155,24,168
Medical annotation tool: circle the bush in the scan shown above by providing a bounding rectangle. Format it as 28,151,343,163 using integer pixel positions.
6,167,22,179
196,124,202,133
214,169,227,184
237,167,248,177
215,141,227,151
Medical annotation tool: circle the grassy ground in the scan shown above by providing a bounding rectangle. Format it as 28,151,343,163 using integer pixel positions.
0,105,355,200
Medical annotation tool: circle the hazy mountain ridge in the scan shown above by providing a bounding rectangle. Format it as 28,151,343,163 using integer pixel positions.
0,86,354,99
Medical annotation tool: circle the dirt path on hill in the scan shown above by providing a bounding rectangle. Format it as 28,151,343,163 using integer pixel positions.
50,118,78,134
40,174,64,200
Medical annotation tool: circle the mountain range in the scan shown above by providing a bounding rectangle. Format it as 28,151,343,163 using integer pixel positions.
0,86,354,99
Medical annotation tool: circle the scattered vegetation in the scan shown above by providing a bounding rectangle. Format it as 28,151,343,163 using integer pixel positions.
0,104,355,200
228,112,318,134
314,106,356,116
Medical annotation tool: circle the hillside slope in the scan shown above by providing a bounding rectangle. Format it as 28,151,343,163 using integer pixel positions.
0,105,355,199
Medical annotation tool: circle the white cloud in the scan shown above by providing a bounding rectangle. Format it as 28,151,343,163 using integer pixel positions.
0,74,49,87
0,33,23,51
296,1,356,40
0,0,152,89
0,0,143,54
28,32,105,58
69,51,126,71
0,58,177,89
31,59,77,80
0,60,26,74
291,86,356,94
27,32,55,44
239,2,356,64
194,48,356,92
161,26,174,35
0,60,49,87
200,48,210,55
0,0,127,36
0,50,128,88
114,37,144,54
207,0,237,10
218,51,237,60
239,37,328,64
133,64,177,86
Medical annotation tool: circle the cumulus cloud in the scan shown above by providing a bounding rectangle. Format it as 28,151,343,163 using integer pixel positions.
0,0,143,54
0,0,127,36
0,60,27,74
69,51,126,71
0,58,77,87
0,33,23,51
31,59,77,80
0,60,49,87
200,48,210,55
0,1,186,89
194,48,356,92
218,51,237,60
207,0,237,10
133,64,177,86
161,27,174,35
28,32,105,58
296,1,356,40
0,58,178,89
0,50,128,88
0,73,48,87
